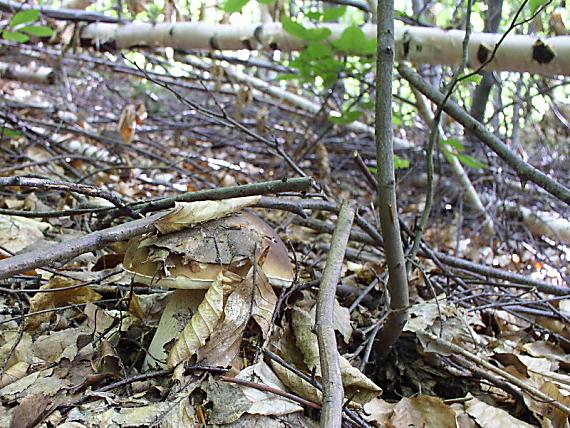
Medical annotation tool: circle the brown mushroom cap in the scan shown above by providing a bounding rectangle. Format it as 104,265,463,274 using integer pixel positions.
123,212,293,288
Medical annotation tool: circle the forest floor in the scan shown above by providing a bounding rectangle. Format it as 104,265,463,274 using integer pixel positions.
0,46,569,427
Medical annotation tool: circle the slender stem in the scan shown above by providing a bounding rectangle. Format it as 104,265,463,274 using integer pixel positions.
373,0,409,360
315,201,355,428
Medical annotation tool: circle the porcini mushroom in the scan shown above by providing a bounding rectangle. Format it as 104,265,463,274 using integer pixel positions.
123,212,293,370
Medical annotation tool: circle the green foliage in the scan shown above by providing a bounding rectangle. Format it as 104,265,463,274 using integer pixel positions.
281,17,332,42
0,128,22,140
279,15,375,96
1,9,53,43
529,0,548,14
9,10,39,27
306,6,347,22
331,25,376,55
368,154,410,175
441,138,487,170
329,110,362,125
223,0,249,13
19,25,54,37
223,0,274,13
393,154,410,169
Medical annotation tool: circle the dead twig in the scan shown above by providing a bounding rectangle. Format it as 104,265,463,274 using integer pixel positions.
315,201,355,428
423,332,570,416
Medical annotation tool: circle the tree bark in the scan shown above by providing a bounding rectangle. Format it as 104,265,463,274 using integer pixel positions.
373,0,409,360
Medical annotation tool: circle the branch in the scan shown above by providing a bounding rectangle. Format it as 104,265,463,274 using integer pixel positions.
373,0,409,360
315,201,355,428
399,64,570,205
0,211,165,281
0,0,119,22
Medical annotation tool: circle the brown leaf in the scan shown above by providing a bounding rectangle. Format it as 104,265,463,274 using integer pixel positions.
10,393,51,428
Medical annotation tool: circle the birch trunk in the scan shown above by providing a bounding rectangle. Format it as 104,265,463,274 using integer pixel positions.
80,22,570,76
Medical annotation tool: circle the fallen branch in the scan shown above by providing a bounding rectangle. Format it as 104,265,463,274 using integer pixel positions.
315,201,355,428
399,64,570,204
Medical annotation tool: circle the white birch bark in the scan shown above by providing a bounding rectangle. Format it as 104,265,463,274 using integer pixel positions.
80,22,570,76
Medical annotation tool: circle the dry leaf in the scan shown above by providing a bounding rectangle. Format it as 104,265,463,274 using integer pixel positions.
10,393,52,428
167,270,242,368
465,396,535,428
27,278,102,331
390,396,457,428
154,196,261,234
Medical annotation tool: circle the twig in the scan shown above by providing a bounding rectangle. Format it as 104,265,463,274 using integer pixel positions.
398,64,570,205
315,201,355,428
220,375,321,410
0,176,140,219
423,332,570,416
0,211,165,281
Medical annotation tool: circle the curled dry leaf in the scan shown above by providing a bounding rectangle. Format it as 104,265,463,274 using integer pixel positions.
250,263,277,338
154,196,261,234
0,331,32,372
196,261,271,367
167,270,242,369
0,361,28,389
235,361,303,416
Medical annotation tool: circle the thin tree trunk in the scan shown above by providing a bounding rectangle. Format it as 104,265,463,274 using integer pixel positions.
470,0,504,122
373,0,409,360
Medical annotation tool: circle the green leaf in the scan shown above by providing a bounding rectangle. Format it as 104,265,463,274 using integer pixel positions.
368,166,377,175
529,0,547,14
223,0,249,13
19,25,53,37
275,73,298,81
9,9,39,27
305,27,332,42
0,128,22,139
306,11,323,20
322,6,346,21
332,24,375,54
461,74,483,85
257,0,274,4
442,138,465,152
281,17,331,42
394,154,410,170
456,154,487,170
282,16,308,39
305,42,332,59
329,110,362,125
333,25,366,52
2,30,29,42
392,113,402,126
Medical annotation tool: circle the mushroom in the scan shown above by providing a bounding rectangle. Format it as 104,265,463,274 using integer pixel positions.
122,212,293,370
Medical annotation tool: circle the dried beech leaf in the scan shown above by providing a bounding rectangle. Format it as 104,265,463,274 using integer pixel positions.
391,396,457,428
251,266,277,338
196,265,259,367
155,196,261,234
290,292,381,404
27,277,102,331
236,361,303,416
270,359,322,404
10,392,52,428
117,104,137,143
0,362,29,389
167,270,242,368
465,396,535,428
